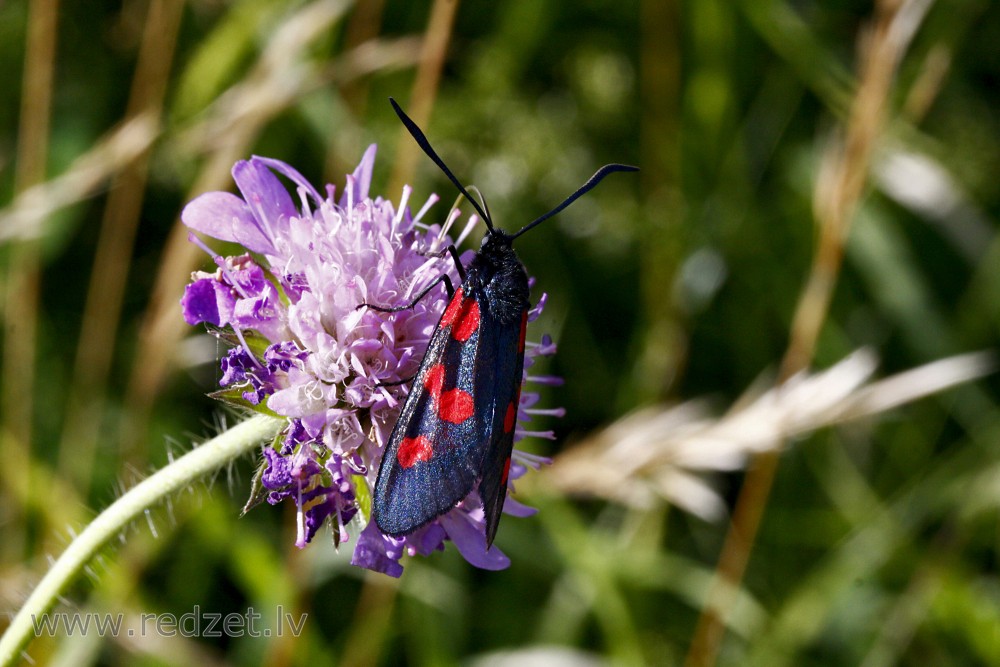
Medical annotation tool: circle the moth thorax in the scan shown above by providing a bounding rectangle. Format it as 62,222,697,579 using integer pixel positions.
484,261,529,324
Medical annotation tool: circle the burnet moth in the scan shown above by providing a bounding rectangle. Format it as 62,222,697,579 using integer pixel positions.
369,98,637,547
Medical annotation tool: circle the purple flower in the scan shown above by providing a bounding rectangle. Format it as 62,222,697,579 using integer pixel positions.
181,146,558,577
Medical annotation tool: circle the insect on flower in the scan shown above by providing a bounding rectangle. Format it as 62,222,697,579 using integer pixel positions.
368,98,638,547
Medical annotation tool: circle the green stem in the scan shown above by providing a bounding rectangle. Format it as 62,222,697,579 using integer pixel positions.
0,414,284,666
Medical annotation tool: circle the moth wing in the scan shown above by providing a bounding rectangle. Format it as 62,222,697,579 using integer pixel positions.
476,309,528,547
373,290,490,536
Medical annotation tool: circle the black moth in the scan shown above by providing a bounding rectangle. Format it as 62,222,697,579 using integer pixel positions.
368,98,637,547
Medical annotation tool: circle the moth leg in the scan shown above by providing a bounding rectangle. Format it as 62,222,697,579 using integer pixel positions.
423,244,466,282
375,375,415,387
358,271,455,313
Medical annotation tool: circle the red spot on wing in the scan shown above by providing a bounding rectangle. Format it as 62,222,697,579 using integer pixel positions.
440,288,465,328
503,400,517,433
451,299,480,341
518,310,528,352
398,435,433,468
423,363,445,397
501,457,511,486
422,363,473,425
439,388,474,423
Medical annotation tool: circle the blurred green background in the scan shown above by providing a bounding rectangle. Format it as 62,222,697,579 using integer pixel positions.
3,0,1000,664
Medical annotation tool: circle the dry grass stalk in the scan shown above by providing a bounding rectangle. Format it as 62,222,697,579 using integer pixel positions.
0,112,159,243
686,2,939,663
549,349,993,520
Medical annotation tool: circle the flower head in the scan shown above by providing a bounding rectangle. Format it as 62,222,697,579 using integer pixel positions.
181,146,556,576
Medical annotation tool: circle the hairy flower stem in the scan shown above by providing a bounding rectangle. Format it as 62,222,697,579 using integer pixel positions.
0,415,283,666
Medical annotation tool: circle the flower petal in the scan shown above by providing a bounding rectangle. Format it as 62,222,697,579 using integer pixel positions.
180,278,235,326
351,520,405,577
438,510,510,570
501,496,538,518
251,156,322,206
339,144,377,208
405,523,448,556
181,192,274,254
233,159,297,246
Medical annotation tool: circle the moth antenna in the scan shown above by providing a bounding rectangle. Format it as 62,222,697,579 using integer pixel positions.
390,98,494,231
512,163,639,240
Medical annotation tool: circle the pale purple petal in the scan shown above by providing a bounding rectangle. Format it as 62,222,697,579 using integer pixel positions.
299,413,328,439
528,292,548,321
232,294,274,328
438,510,510,571
251,155,322,206
267,385,314,417
232,159,297,243
351,520,404,577
405,523,447,556
182,192,274,254
501,496,538,518
339,144,377,208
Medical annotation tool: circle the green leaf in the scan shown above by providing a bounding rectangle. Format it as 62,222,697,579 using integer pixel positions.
353,473,372,522
208,386,282,418
213,328,273,358
241,442,276,516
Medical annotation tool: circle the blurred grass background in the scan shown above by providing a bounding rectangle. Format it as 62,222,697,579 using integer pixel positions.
2,0,1000,664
